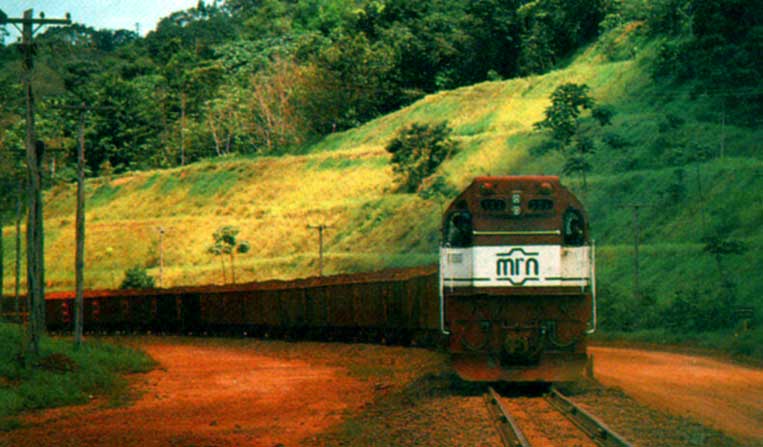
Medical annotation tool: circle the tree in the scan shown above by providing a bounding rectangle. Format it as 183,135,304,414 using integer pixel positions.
208,226,250,284
535,83,613,190
299,33,399,133
561,153,592,190
517,0,609,75
535,83,595,145
385,121,460,193
245,57,307,153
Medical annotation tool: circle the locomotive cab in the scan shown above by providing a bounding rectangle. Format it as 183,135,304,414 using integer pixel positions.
439,176,595,382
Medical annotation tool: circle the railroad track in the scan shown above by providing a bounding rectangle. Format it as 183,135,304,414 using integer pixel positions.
485,386,634,447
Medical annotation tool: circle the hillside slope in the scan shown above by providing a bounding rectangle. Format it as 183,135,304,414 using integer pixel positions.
2,24,762,345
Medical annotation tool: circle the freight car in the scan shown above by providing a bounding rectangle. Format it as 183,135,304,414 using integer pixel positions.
439,176,595,382
40,267,442,344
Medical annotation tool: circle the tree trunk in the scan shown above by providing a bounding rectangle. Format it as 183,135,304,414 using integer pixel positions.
14,179,22,322
211,122,222,156
180,92,187,166
230,253,236,284
74,108,86,350
1,210,4,313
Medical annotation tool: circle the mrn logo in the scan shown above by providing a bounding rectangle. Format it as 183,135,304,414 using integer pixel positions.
496,248,540,277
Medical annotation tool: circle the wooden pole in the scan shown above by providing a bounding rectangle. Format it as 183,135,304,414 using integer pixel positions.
632,205,640,300
74,105,86,349
3,8,71,354
307,224,331,277
14,179,22,322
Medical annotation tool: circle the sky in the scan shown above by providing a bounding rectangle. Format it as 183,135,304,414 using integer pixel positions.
1,0,202,42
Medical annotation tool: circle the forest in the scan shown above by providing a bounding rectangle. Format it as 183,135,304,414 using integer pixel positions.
1,0,756,183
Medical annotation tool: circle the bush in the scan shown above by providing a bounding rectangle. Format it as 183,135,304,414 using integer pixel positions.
385,122,459,193
661,287,735,332
119,266,155,289
417,175,459,200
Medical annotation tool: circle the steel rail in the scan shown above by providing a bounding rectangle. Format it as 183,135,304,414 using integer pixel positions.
485,386,531,447
545,387,634,447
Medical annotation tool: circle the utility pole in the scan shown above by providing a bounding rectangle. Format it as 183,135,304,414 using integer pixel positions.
74,104,86,349
52,102,113,349
629,204,648,301
1,9,71,355
720,102,725,160
158,227,165,287
307,224,331,277
14,179,23,323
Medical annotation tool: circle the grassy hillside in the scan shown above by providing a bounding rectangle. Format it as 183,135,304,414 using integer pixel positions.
2,22,762,353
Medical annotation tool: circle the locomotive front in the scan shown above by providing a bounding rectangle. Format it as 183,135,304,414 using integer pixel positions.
439,176,595,382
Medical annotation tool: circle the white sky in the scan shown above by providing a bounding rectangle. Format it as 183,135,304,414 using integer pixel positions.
1,0,202,42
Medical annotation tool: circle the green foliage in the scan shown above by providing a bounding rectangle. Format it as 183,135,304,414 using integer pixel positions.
208,226,250,283
648,0,763,118
119,266,155,289
417,175,459,201
535,83,595,144
385,122,460,193
535,83,613,188
0,322,154,421
517,0,610,74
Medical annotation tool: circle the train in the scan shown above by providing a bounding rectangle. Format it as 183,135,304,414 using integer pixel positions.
440,176,595,382
2,176,594,382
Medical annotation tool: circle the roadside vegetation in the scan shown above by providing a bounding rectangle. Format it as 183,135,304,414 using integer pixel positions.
0,323,155,430
0,0,762,360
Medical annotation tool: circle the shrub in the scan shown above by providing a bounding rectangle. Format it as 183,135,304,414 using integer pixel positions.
385,122,460,193
119,266,155,289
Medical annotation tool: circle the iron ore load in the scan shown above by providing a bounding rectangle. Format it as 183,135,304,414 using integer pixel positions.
439,176,595,382
20,176,595,383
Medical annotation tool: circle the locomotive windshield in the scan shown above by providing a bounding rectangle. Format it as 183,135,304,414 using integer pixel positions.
563,208,585,246
444,210,472,247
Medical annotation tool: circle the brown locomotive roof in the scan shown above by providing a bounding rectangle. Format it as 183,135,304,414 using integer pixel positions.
443,175,589,245
473,175,560,183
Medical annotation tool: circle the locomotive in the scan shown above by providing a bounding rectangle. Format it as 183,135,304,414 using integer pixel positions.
439,176,595,382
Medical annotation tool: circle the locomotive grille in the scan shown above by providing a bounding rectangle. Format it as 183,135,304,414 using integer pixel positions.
528,199,554,211
481,199,506,211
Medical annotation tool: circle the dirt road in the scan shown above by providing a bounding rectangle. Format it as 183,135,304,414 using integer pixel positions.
590,346,763,445
3,341,373,447
4,340,763,446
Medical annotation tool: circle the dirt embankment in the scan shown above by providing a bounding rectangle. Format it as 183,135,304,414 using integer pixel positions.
590,346,763,444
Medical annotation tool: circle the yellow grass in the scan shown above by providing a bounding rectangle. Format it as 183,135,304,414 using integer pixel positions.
1,53,635,292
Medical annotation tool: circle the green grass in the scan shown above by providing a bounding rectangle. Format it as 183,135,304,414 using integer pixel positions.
0,323,155,430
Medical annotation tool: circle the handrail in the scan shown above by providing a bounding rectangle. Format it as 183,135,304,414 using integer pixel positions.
586,239,597,334
439,245,450,335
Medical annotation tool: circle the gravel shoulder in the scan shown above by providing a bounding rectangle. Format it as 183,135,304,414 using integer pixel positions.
589,345,763,445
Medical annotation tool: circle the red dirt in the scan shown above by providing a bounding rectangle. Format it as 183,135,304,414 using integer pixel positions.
501,396,597,447
590,346,763,445
4,342,373,447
